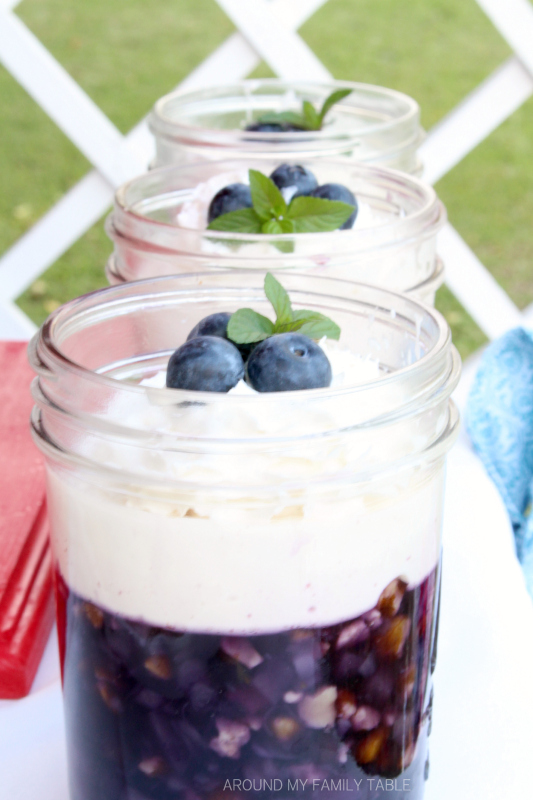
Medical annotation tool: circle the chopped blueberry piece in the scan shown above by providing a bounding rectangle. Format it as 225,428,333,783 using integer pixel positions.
336,688,357,720
187,312,232,342
207,183,252,224
335,619,369,650
310,183,358,229
269,164,318,199
351,705,381,732
245,333,332,392
298,686,337,729
209,719,251,759
270,715,301,742
377,578,407,618
221,637,263,669
166,336,244,393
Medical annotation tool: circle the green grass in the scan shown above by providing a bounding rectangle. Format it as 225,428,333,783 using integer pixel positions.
3,0,532,358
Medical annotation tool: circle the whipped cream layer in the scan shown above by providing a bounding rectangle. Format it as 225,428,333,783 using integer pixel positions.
46,340,444,634
48,465,443,634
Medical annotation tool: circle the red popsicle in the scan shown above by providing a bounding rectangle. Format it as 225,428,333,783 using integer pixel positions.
0,341,54,699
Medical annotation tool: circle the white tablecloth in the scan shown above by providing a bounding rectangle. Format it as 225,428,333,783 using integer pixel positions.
2,366,533,799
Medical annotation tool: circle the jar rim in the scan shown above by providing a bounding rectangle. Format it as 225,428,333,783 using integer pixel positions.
30,273,460,489
150,79,421,144
31,272,456,408
104,253,446,299
112,159,445,254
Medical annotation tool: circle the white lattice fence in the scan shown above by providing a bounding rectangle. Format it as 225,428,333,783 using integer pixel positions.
0,0,532,342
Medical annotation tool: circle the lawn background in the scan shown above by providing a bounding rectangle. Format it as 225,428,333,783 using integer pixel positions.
1,0,532,359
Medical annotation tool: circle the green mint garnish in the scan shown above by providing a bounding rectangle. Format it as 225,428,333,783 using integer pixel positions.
255,88,352,132
227,273,341,345
207,207,262,234
248,169,287,221
207,169,354,236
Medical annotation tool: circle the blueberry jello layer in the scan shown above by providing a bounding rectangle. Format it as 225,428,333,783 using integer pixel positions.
56,563,439,800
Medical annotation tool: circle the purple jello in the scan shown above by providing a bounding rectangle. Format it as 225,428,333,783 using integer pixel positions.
56,567,439,799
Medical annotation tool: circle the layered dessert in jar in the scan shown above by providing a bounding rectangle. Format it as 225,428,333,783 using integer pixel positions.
105,158,446,304
149,80,424,175
29,273,460,799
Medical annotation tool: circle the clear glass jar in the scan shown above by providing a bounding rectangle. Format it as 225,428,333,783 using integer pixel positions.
106,159,446,304
149,80,424,174
30,273,459,800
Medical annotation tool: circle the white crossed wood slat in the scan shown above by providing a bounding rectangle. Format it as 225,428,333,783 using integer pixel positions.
0,0,329,338
0,0,532,344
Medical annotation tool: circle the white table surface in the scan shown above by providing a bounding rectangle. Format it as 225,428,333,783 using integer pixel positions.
2,363,533,799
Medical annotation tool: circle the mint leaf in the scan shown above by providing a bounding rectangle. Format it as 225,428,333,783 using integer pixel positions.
261,218,295,235
227,309,274,344
287,196,354,233
297,317,341,341
207,207,262,233
227,275,341,346
318,89,352,125
249,169,287,221
276,311,341,340
265,272,293,326
302,100,321,131
271,237,295,254
254,111,307,128
291,310,330,322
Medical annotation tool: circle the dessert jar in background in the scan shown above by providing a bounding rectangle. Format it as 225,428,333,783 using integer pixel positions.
149,80,424,175
29,272,460,800
105,158,446,304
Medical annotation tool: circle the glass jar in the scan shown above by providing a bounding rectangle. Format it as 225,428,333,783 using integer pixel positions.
106,159,446,304
149,80,424,174
30,272,460,800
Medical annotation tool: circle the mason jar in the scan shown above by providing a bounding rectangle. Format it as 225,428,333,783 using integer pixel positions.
105,159,446,304
29,272,459,800
149,80,424,174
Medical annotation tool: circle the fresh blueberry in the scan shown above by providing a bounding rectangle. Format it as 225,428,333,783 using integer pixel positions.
269,164,318,200
166,336,244,392
310,183,358,229
245,122,305,133
207,183,252,224
186,312,232,342
186,312,254,362
245,333,331,392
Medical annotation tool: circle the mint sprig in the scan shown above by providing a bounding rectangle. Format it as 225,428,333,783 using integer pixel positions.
227,273,340,345
255,88,352,132
207,169,354,236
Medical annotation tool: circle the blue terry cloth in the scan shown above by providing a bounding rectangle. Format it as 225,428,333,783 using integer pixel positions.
467,327,533,598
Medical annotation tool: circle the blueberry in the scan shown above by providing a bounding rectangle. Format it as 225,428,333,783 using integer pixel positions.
269,164,318,199
245,333,331,392
207,183,252,224
186,312,232,342
166,336,244,392
245,122,305,133
186,312,255,362
310,183,358,229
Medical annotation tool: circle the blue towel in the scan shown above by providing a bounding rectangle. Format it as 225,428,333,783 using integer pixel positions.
467,328,533,598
